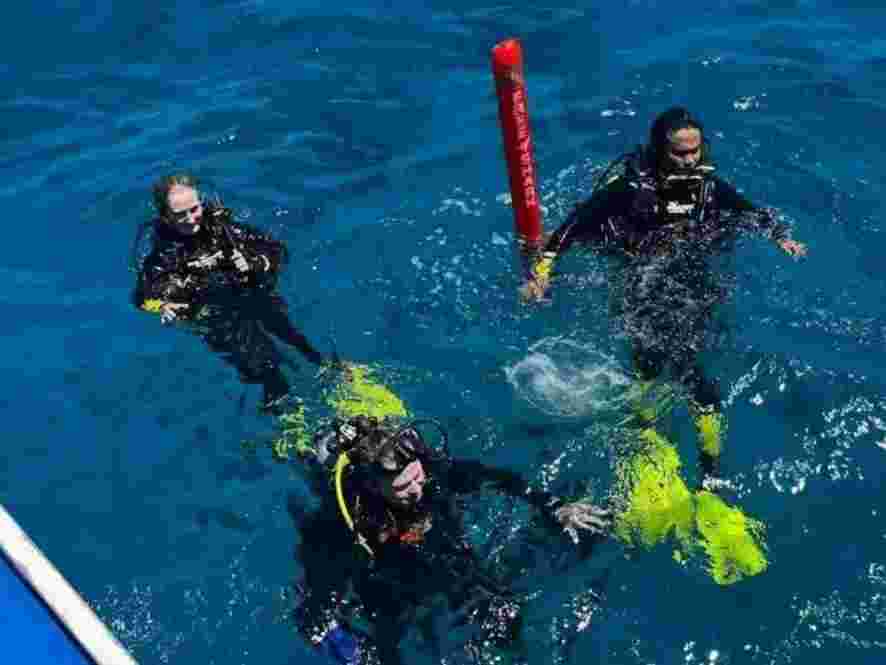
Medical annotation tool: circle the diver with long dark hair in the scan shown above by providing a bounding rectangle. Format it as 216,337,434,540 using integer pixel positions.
520,107,807,487
291,415,610,665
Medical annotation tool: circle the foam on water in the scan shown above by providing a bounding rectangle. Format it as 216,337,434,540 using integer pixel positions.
504,337,632,418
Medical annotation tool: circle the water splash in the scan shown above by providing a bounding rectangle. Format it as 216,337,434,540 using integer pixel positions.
504,337,632,418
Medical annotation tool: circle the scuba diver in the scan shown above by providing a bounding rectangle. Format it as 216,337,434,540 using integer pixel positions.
520,107,807,487
132,174,332,413
291,415,610,665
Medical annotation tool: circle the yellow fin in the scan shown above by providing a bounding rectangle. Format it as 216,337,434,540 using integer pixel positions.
694,490,769,585
695,410,724,458
614,428,694,548
613,428,769,586
326,365,408,420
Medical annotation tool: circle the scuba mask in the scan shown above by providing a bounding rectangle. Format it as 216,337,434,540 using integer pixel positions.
332,416,449,469
332,416,414,469
656,132,713,186
377,435,420,473
660,163,715,189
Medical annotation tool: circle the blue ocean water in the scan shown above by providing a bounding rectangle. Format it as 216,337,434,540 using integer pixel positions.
2,1,886,663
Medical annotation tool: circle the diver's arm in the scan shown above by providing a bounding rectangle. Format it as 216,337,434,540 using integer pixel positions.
521,184,627,301
542,192,616,262
447,459,611,538
713,178,806,256
519,207,581,299
448,460,560,513
136,248,193,320
447,460,562,524
711,177,757,214
713,178,785,238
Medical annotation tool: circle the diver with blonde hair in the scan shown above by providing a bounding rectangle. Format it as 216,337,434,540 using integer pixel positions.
133,174,335,412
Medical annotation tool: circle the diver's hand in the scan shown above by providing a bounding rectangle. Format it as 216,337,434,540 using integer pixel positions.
231,249,251,273
519,276,550,303
555,500,612,543
519,251,555,303
186,250,224,270
778,238,807,258
159,302,189,325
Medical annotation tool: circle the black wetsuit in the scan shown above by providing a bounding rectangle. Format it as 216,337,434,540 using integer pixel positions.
544,150,789,409
133,204,326,406
293,437,566,665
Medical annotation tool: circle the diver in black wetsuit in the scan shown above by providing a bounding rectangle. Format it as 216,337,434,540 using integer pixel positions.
521,107,807,486
291,415,610,665
132,174,330,412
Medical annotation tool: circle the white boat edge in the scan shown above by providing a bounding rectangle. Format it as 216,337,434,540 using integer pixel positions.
0,504,139,665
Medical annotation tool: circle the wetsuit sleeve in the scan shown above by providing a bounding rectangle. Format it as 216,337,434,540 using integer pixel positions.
446,459,563,526
524,180,632,282
545,181,632,256
713,177,789,242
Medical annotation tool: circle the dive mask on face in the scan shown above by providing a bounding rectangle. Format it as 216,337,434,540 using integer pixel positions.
377,434,419,473
339,423,358,442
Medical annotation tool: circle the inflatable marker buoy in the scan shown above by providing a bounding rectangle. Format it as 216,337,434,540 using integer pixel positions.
491,38,543,254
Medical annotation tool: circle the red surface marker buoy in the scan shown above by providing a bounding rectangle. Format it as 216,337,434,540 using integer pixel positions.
491,38,543,253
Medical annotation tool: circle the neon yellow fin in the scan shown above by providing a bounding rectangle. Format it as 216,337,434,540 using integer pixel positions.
694,490,768,585
614,428,694,548
613,426,769,586
326,365,408,420
695,409,724,458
